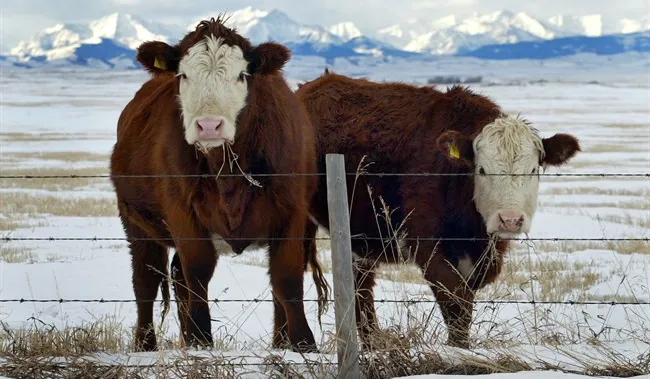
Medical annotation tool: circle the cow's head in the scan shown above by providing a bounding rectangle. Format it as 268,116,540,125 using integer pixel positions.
436,115,581,237
135,17,291,150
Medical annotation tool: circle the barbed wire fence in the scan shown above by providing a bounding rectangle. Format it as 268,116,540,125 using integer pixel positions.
1,154,649,378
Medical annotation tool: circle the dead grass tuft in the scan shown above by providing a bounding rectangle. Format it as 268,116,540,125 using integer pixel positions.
0,243,36,264
544,187,647,197
1,132,112,142
0,167,110,192
0,317,129,357
4,151,109,162
2,192,117,217
532,240,650,255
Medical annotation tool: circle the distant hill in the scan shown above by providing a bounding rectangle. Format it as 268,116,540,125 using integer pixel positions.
461,31,650,59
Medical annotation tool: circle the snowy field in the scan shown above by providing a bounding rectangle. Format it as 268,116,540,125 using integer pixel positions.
0,65,648,378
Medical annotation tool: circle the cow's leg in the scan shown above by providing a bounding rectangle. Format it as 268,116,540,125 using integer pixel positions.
271,218,319,350
124,222,169,352
170,252,189,344
171,226,217,349
353,258,379,349
420,252,474,349
272,294,290,349
268,215,317,353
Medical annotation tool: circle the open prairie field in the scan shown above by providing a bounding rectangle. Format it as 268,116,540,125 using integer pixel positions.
0,70,648,378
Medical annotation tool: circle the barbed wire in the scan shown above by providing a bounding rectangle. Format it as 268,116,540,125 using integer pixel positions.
1,298,648,306
2,236,647,242
1,172,648,179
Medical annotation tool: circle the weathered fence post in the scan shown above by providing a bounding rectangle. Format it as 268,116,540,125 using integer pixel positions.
325,153,361,379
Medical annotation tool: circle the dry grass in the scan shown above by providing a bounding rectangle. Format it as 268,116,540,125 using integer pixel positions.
4,151,109,162
586,143,650,153
1,132,112,141
0,243,35,264
494,253,602,301
2,192,117,217
0,167,110,192
0,216,47,232
543,187,647,197
532,239,650,255
539,199,649,211
1,316,646,378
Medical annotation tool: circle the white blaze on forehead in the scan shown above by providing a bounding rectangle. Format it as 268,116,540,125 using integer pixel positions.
472,115,544,235
177,35,250,149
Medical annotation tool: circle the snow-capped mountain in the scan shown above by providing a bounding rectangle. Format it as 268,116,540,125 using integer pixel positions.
547,14,650,37
328,22,363,42
373,11,650,55
377,11,564,54
189,7,343,45
3,8,649,69
10,13,180,62
462,30,650,60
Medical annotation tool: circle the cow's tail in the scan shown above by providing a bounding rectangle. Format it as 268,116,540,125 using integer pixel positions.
306,226,331,327
160,264,171,326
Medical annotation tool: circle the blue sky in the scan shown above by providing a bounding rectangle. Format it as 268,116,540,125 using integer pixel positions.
1,0,649,49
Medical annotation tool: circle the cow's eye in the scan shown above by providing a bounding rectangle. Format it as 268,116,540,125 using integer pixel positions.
238,71,249,82
176,72,187,80
478,167,486,175
531,168,537,174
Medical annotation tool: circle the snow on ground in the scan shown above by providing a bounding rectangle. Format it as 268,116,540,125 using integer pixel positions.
0,67,648,378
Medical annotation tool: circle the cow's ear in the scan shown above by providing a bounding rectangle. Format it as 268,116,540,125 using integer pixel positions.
541,133,581,168
136,41,180,74
436,130,474,167
248,42,291,75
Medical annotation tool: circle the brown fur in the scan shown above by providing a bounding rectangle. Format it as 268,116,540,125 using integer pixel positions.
296,70,580,349
110,17,328,353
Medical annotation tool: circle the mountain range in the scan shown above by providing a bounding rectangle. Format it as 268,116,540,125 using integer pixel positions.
4,8,649,69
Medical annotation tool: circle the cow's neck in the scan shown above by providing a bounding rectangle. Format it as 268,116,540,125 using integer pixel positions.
190,138,264,241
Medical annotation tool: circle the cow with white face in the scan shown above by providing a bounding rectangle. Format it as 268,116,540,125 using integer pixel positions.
135,18,286,151
175,36,250,149
296,72,582,350
437,115,580,238
113,17,327,353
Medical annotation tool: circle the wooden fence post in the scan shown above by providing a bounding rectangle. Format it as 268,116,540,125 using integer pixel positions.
325,153,361,379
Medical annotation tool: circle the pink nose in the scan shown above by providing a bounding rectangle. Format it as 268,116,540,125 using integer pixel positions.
196,118,223,140
498,211,525,233
197,118,223,131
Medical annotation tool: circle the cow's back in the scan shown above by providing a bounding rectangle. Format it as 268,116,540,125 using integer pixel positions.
297,74,444,165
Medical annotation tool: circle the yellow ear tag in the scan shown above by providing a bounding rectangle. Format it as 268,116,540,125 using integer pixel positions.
449,143,460,159
154,56,167,70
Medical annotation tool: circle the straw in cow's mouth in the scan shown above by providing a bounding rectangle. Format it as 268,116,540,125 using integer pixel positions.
195,140,262,188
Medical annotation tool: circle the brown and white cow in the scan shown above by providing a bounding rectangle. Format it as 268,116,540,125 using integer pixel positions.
109,17,328,353
297,71,581,349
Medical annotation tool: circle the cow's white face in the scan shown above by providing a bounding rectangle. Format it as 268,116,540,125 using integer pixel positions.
177,36,250,150
436,114,581,239
472,117,544,236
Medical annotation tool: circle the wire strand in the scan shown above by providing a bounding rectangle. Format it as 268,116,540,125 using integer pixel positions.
1,172,648,179
2,237,647,242
0,298,647,306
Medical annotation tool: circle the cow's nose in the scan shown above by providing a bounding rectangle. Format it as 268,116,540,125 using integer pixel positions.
498,211,525,233
197,118,223,131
